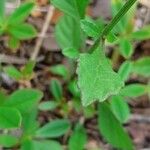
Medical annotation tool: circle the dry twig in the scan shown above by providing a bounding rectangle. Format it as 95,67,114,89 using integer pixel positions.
31,5,55,61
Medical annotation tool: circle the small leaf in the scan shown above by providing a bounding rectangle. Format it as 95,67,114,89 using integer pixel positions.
69,124,87,150
62,47,79,59
106,32,117,43
50,79,63,101
0,91,7,105
110,96,130,123
8,2,34,24
80,17,101,38
4,89,43,114
55,15,82,49
4,66,22,80
132,57,150,77
50,64,68,78
35,119,70,138
38,101,58,111
8,23,37,40
68,80,80,98
131,25,150,40
98,102,133,150
33,140,63,150
0,134,18,148
77,47,124,106
119,38,133,58
118,61,132,81
120,84,147,98
21,60,35,77
0,107,22,129
21,140,63,150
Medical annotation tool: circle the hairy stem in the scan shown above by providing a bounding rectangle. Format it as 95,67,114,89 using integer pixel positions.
89,0,137,52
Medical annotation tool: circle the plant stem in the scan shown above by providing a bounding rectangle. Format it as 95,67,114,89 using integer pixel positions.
102,0,137,37
89,0,137,52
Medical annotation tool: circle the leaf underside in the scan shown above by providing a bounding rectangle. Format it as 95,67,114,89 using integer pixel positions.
77,47,124,106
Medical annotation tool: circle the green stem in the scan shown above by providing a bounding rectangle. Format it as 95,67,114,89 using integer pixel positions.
89,0,137,53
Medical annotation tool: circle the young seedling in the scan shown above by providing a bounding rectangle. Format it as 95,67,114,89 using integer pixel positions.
0,2,37,51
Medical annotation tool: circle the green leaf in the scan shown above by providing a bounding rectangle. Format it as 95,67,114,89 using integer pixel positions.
68,80,80,98
80,17,101,38
21,60,35,77
0,107,22,129
4,66,22,80
36,140,62,150
34,140,63,150
22,109,39,136
118,61,132,81
51,0,89,19
120,84,147,98
8,2,34,24
131,25,150,40
50,79,63,101
98,102,133,150
62,47,79,59
21,140,63,150
77,48,124,106
55,15,82,49
0,91,7,105
35,119,70,138
50,64,68,78
21,140,34,150
106,32,117,43
119,39,133,58
38,101,58,111
69,124,87,150
8,23,37,40
110,96,130,123
132,57,150,77
0,134,18,148
4,89,43,114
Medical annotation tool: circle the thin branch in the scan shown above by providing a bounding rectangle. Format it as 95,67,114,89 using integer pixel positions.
31,5,55,61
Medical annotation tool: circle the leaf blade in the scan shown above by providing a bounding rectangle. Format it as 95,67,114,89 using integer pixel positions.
0,107,22,129
77,47,124,106
98,102,133,150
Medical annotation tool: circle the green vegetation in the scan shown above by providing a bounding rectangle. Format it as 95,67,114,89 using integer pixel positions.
0,0,150,149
